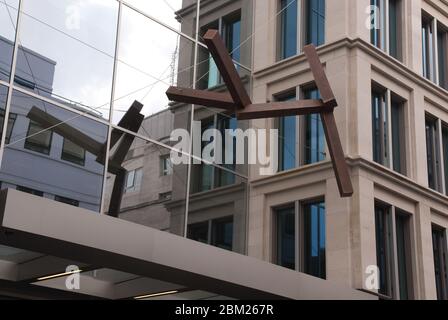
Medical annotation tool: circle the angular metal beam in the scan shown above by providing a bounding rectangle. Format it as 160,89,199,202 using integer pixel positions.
303,45,338,108
166,87,235,110
236,100,332,120
320,112,353,197
203,29,252,108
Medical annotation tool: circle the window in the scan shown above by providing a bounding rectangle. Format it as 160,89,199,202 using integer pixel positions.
372,88,389,166
277,86,326,172
195,115,237,193
273,200,326,279
422,14,435,81
211,217,234,251
374,202,413,299
278,93,297,172
422,13,448,89
16,186,43,197
160,155,173,176
187,216,234,251
302,201,326,279
303,87,325,165
279,0,298,60
370,0,402,60
391,97,406,174
425,115,442,192
24,120,52,155
438,24,448,90
55,195,79,207
198,11,241,89
395,211,412,300
0,111,16,144
275,206,296,270
305,0,325,46
432,225,448,300
375,204,392,297
188,221,209,244
371,85,406,174
278,0,326,61
217,116,237,187
125,168,143,193
61,138,85,166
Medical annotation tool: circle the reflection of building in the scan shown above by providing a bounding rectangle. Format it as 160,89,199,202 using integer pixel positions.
0,35,106,212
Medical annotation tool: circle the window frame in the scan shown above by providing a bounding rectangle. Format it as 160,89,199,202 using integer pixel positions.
370,0,403,61
272,197,326,280
124,167,143,193
371,83,407,176
187,216,234,251
374,201,414,300
61,137,86,166
422,11,448,89
432,224,448,300
23,119,53,155
277,0,326,61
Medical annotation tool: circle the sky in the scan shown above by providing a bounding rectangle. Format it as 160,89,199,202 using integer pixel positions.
2,0,188,124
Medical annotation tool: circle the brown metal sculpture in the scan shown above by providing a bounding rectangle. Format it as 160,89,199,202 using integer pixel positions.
27,100,145,216
166,29,353,198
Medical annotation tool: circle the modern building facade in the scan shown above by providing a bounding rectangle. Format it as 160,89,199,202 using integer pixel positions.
0,0,447,300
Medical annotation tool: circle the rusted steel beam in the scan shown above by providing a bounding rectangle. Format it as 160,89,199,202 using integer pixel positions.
236,100,331,120
166,86,235,110
203,29,252,108
303,45,338,108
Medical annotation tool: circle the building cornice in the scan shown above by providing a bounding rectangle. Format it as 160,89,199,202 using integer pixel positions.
253,37,448,106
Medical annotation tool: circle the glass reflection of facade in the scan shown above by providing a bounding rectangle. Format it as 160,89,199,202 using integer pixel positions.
0,0,251,255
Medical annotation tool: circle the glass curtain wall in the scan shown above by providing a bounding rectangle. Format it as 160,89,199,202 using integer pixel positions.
0,0,252,250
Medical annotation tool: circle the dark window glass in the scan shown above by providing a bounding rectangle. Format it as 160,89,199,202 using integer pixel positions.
372,88,389,166
443,126,448,195
437,26,448,90
375,203,392,297
425,116,440,191
370,0,384,48
16,185,43,197
211,217,233,251
303,88,325,165
278,94,297,172
275,206,296,270
303,201,326,279
0,1,19,82
199,119,214,192
279,0,298,60
305,0,325,46
422,15,435,81
187,222,209,244
224,14,241,63
61,138,85,166
0,110,16,145
24,120,52,155
395,212,411,300
432,226,448,300
55,195,79,207
217,116,237,187
391,98,405,174
389,0,400,60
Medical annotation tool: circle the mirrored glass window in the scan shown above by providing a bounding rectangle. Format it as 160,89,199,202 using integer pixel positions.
0,0,19,82
16,0,119,120
0,90,108,212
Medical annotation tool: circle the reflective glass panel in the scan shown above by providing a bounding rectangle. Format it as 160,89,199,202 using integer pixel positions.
0,89,108,212
17,0,119,120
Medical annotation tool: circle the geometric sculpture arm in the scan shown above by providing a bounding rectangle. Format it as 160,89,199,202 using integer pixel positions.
203,29,252,108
